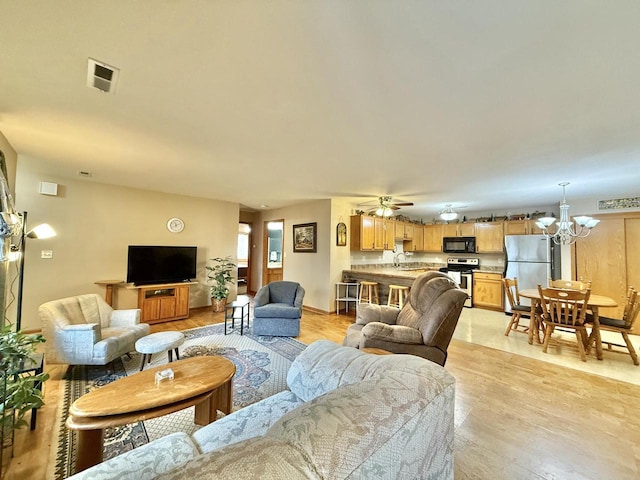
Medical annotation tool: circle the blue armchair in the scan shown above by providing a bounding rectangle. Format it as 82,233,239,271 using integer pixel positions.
252,281,305,336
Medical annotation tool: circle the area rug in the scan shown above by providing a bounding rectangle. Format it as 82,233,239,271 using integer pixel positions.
50,324,306,479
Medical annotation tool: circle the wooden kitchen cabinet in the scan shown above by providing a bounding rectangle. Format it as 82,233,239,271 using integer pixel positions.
350,215,394,251
574,213,640,330
473,272,504,311
504,219,543,235
383,218,395,250
423,224,443,252
351,215,377,251
475,221,504,252
395,221,414,240
136,283,191,324
442,222,475,237
405,224,424,252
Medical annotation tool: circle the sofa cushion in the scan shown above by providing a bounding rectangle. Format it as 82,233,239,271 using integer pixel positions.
157,437,322,480
268,372,454,479
254,303,301,319
192,391,304,453
67,432,200,480
286,340,454,402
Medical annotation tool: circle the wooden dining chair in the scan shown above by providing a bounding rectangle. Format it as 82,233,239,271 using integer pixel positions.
585,287,639,365
502,278,531,336
537,285,591,362
548,278,592,291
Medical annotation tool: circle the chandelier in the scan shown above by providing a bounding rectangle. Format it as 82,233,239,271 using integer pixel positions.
535,182,599,245
439,204,458,221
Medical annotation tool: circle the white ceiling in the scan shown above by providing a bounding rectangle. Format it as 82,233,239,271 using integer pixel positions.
1,1,639,219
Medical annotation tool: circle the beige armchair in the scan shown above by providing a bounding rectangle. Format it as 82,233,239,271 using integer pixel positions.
343,271,467,366
39,293,150,365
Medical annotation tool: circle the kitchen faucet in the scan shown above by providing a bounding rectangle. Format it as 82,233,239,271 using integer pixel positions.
393,252,406,268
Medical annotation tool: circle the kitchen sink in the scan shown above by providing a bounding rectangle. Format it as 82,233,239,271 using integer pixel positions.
395,267,429,271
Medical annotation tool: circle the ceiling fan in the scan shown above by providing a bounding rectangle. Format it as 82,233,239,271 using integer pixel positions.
358,196,414,217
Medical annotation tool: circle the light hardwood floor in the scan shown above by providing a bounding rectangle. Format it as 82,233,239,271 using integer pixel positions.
4,304,640,479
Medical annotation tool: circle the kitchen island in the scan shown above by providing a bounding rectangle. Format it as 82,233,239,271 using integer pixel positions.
342,265,442,305
343,265,503,307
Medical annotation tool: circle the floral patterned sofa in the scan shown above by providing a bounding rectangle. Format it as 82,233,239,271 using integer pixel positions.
68,340,455,479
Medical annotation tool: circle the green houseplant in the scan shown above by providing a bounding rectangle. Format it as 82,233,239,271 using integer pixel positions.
205,256,237,312
0,326,49,432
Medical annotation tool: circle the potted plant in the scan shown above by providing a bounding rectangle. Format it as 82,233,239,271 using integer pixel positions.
205,256,237,312
0,326,49,433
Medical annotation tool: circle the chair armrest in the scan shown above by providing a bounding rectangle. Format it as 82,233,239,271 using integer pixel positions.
110,309,142,327
58,323,101,346
293,285,305,308
355,303,400,326
62,323,100,331
361,322,424,345
254,287,270,308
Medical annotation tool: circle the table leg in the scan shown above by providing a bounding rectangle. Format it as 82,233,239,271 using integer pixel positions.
591,306,604,361
75,428,104,472
194,379,233,426
528,300,542,345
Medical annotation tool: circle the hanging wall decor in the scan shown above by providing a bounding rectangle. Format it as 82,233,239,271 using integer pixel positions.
293,222,317,253
336,222,347,246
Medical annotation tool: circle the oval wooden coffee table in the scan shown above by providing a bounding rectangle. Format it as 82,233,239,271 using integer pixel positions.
66,356,235,472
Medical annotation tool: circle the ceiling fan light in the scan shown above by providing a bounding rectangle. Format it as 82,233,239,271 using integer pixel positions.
376,206,393,217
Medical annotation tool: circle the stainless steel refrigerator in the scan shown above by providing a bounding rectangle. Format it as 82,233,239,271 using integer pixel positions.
504,234,560,313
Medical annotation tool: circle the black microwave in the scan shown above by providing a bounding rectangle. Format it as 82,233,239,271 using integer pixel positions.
443,236,476,253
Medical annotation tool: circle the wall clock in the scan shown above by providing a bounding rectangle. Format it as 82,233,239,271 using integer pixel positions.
167,217,185,233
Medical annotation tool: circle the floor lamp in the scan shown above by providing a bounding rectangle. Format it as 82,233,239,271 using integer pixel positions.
12,211,56,331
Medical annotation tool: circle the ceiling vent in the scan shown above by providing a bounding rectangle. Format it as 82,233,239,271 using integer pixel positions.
87,58,119,94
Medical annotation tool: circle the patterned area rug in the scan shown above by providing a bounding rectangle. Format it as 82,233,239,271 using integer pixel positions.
50,324,306,479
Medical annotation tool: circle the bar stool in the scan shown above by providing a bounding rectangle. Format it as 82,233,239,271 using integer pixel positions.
359,281,379,304
387,285,410,309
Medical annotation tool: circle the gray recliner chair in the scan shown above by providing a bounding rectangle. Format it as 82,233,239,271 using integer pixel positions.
343,271,467,366
252,281,305,337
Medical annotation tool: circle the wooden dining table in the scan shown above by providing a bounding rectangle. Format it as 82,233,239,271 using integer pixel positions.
518,288,618,360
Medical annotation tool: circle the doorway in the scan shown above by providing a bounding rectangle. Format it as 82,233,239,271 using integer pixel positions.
238,222,251,294
263,219,284,285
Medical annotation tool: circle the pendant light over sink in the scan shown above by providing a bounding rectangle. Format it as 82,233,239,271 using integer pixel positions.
535,182,599,245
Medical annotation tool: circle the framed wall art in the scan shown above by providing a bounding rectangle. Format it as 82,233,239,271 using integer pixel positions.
336,222,347,246
293,222,317,253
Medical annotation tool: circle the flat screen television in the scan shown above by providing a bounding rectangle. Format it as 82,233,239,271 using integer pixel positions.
126,245,197,286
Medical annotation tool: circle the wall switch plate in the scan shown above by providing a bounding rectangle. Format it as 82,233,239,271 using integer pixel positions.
41,250,53,259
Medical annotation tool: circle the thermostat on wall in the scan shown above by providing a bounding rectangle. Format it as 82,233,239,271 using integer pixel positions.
39,182,58,196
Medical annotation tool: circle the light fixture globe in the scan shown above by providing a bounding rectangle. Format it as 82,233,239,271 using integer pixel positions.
439,204,458,221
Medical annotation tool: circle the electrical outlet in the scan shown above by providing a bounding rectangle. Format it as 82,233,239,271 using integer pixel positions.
41,250,53,259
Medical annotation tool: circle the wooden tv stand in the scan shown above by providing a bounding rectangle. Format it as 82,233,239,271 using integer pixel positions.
128,282,196,324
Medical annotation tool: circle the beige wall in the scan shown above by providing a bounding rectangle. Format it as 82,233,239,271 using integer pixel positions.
329,198,354,310
15,155,239,331
254,200,335,312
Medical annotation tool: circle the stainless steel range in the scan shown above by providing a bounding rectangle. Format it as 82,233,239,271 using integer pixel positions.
439,258,479,308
